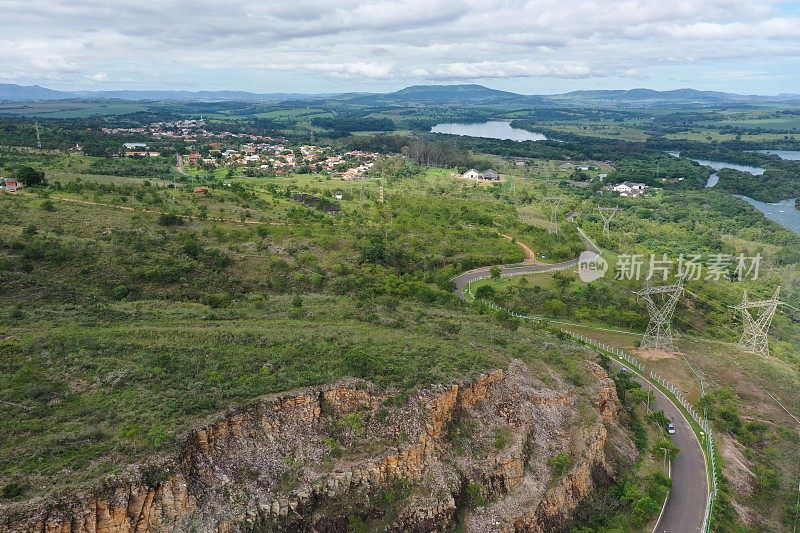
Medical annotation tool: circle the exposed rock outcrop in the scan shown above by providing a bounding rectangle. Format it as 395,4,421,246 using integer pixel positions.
0,360,634,533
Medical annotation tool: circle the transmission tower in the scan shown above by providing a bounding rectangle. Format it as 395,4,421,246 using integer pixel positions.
545,197,563,235
635,278,684,353
34,122,42,149
596,206,618,236
731,287,793,357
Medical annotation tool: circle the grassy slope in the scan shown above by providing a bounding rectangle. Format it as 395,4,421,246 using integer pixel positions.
0,163,593,501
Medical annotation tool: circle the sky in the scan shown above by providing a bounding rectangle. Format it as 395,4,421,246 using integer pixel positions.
1,0,800,95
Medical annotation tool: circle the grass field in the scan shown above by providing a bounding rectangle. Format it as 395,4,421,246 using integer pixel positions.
253,107,334,120
0,101,149,118
543,122,650,142
665,131,799,143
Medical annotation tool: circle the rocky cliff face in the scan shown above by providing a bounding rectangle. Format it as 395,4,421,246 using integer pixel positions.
0,359,634,533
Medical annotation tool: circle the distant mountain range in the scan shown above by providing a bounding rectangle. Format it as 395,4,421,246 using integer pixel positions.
0,84,335,103
1,82,799,106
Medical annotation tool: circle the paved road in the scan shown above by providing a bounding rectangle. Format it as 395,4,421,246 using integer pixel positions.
452,227,598,297
453,231,709,532
612,363,708,532
453,257,580,296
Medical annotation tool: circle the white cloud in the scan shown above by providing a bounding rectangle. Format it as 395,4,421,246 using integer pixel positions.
307,62,394,79
29,56,80,74
0,0,798,90
427,61,595,79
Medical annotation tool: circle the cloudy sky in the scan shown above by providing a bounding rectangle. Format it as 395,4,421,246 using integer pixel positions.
1,0,800,94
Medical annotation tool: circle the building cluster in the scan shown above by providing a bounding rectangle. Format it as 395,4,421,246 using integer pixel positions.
609,181,648,197
103,120,286,146
186,143,379,178
461,168,500,181
122,143,161,157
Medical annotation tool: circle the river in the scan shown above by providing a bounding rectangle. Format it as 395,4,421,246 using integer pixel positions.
430,121,547,142
665,151,765,187
735,196,800,235
756,150,800,161
667,151,800,234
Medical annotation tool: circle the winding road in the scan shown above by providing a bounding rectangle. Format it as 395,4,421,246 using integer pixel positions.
453,230,708,532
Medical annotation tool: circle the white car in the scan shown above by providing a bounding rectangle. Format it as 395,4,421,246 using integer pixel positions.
666,423,676,435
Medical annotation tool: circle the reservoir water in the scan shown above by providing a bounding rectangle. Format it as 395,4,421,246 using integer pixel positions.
756,150,800,161
665,151,765,187
666,151,800,234
430,121,547,142
736,197,800,235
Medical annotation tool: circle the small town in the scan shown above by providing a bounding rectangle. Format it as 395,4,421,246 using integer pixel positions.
182,144,379,178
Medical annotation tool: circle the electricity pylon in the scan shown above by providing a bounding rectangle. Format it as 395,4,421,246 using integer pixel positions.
545,197,563,235
596,206,618,236
635,278,684,353
731,287,792,357
34,122,42,149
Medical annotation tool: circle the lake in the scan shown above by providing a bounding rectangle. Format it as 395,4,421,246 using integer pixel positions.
736,196,800,235
666,151,765,187
756,150,800,161
430,121,547,141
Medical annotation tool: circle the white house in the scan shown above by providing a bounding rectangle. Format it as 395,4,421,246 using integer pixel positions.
462,169,482,180
612,181,647,196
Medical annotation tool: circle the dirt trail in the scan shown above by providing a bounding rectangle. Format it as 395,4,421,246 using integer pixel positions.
499,233,537,263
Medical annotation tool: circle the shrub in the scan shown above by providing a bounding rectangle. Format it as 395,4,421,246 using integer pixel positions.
494,426,512,450
464,482,485,507
112,285,129,301
547,452,572,476
1,482,24,499
631,496,660,527
157,213,183,226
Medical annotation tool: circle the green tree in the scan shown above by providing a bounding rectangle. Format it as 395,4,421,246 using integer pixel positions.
552,271,572,291
15,166,45,186
651,437,679,463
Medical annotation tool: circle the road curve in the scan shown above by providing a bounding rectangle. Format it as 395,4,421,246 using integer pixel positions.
453,231,709,532
453,228,598,297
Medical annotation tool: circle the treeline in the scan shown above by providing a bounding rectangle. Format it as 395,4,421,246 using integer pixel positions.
347,134,471,167
0,118,183,156
87,156,176,177
716,167,800,203
311,117,394,134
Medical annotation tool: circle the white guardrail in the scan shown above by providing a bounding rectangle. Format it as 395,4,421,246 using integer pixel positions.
562,330,717,533
465,278,717,532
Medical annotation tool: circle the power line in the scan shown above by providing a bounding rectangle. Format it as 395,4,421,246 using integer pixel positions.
635,278,685,353
544,196,563,235
730,286,796,358
596,205,618,236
